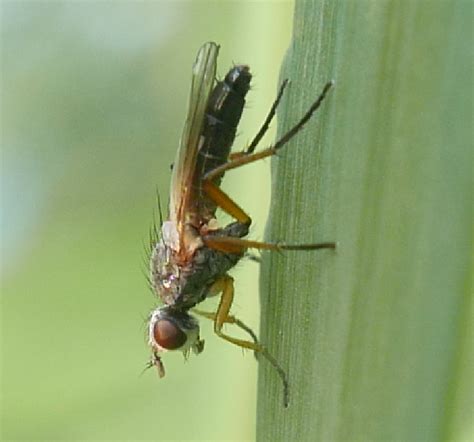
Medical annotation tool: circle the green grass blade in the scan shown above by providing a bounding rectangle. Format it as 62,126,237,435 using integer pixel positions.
257,1,472,440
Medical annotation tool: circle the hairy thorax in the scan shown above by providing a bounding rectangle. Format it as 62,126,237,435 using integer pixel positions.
150,220,248,310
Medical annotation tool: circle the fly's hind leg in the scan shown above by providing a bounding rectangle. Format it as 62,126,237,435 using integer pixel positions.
202,81,334,226
205,80,334,182
208,275,290,408
230,79,289,160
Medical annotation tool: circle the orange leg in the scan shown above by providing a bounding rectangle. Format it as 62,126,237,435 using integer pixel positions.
209,275,290,407
201,179,335,255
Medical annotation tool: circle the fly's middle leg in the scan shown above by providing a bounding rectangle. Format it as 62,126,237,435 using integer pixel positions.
203,235,336,255
202,176,336,253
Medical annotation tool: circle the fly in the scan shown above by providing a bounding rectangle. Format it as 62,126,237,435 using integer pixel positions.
146,42,335,407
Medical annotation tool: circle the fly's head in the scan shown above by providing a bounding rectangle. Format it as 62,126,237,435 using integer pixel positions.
147,306,204,377
147,221,204,377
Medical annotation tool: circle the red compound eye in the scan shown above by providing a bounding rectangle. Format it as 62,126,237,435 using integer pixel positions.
153,319,187,350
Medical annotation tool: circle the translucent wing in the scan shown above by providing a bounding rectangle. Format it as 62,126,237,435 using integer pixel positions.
169,42,219,238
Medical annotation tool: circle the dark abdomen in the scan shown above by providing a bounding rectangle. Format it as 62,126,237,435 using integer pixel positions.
195,66,251,218
201,65,251,175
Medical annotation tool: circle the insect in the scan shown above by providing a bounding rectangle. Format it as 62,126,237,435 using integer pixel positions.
146,42,335,407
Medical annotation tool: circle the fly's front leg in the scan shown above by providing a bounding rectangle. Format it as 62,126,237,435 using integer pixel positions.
192,308,260,350
211,275,290,407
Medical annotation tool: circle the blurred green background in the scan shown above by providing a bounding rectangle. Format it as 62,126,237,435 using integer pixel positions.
1,2,294,440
